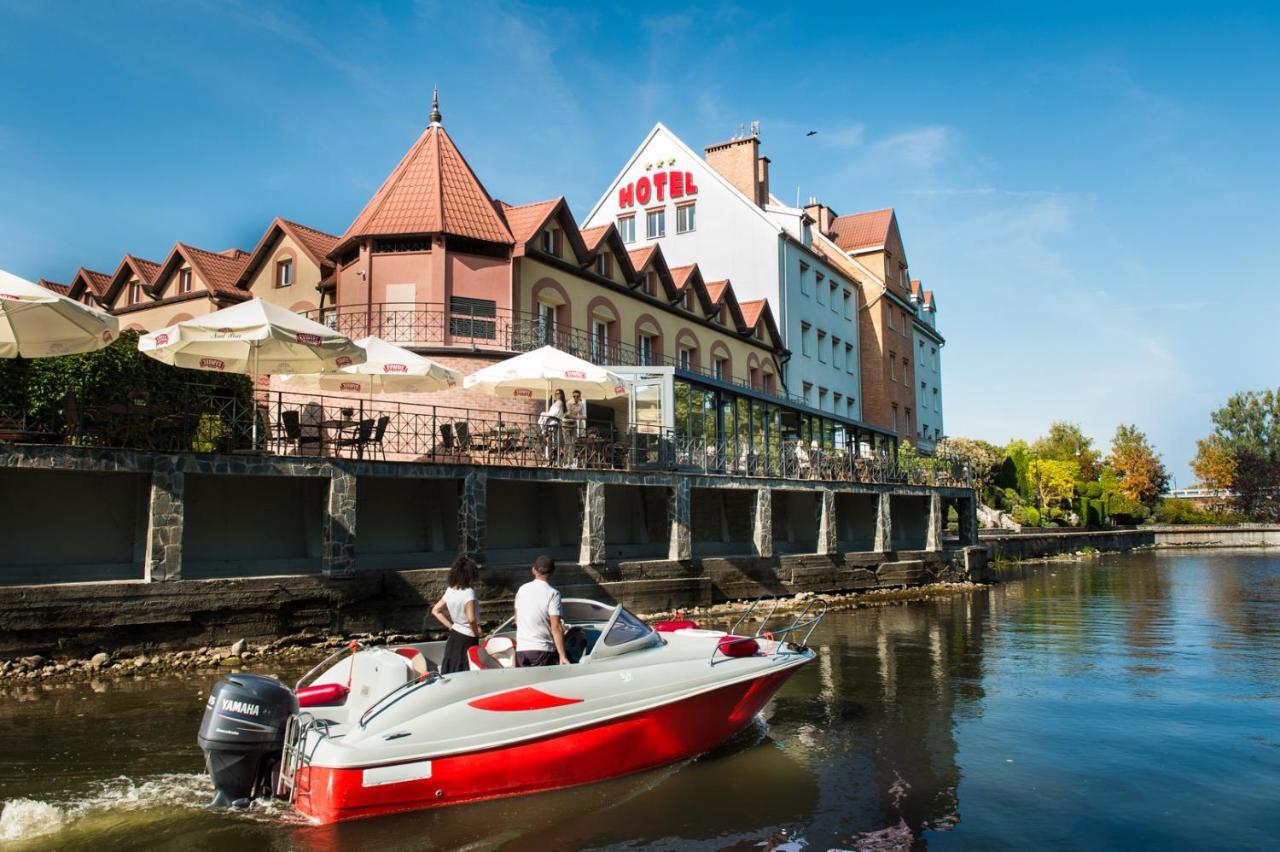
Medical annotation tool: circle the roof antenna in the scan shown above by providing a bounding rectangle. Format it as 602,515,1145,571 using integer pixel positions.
429,86,442,126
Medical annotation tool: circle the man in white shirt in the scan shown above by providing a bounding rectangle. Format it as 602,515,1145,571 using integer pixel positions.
514,555,569,666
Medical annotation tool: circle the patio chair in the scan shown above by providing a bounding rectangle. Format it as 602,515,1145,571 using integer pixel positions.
334,419,374,459
454,420,472,453
280,410,324,456
438,422,455,458
368,415,390,461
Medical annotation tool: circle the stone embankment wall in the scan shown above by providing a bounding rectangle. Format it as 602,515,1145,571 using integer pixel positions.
0,548,987,658
980,525,1280,561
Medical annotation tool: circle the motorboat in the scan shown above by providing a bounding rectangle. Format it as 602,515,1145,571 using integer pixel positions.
197,597,823,824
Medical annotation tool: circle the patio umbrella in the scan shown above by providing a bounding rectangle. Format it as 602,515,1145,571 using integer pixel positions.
277,336,460,396
461,345,628,401
138,298,366,446
0,268,120,358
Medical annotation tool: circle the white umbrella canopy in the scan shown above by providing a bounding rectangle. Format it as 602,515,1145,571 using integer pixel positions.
138,298,366,376
277,336,460,395
0,268,120,358
462,345,628,401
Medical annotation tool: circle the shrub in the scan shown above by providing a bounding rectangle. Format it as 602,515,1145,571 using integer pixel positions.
1085,482,1103,499
1109,496,1151,525
1024,507,1041,527
1154,498,1241,525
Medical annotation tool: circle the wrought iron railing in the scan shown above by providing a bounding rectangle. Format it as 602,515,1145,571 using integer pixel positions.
1,380,969,486
307,302,813,408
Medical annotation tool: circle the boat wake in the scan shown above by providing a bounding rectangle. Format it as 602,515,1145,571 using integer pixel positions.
0,772,308,845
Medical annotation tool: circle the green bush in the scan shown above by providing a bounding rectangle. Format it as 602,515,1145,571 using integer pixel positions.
1154,498,1241,525
1024,507,1041,527
1110,496,1151,525
1085,482,1103,499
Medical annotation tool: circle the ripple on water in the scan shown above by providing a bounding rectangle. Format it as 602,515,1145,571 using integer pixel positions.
0,772,310,846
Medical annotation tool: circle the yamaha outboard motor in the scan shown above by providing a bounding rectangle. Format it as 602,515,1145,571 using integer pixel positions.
198,673,298,807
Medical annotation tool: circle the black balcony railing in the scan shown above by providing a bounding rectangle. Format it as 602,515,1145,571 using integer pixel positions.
306,302,813,409
4,380,970,487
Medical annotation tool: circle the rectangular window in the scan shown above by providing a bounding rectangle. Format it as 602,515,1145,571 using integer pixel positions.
645,270,658,296
646,208,665,239
889,352,897,380
842,289,852,319
591,319,609,361
178,268,192,294
930,346,937,366
887,309,894,331
830,282,839,312
274,258,292,288
537,301,557,344
803,382,813,406
817,330,827,362
891,404,899,433
448,296,498,338
617,215,636,244
816,272,825,304
818,387,828,411
903,358,910,386
540,229,557,255
832,337,841,369
679,347,692,370
128,281,142,304
799,262,810,295
933,387,939,410
682,289,693,311
801,323,811,356
713,357,727,380
595,253,612,278
638,334,653,365
845,343,854,374
675,202,696,234
905,408,912,435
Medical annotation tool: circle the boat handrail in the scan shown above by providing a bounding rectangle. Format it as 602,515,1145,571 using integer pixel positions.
710,598,827,666
729,594,782,637
358,670,440,730
294,641,366,693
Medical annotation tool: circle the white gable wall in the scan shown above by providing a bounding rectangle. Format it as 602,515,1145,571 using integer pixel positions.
585,124,862,420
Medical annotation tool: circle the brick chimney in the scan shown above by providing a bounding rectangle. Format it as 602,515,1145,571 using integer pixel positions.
755,156,770,206
803,198,837,235
705,135,762,206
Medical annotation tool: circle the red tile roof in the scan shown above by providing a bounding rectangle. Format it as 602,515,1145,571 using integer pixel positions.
627,245,658,270
280,219,340,266
828,208,893,252
181,244,251,299
703,280,729,303
236,217,341,290
339,124,513,250
739,299,766,328
579,225,610,252
923,289,935,309
669,264,696,289
37,279,70,296
72,267,113,298
910,279,922,298
499,198,560,246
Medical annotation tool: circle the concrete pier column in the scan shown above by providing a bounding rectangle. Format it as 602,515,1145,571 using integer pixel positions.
817,489,837,555
324,465,357,577
144,458,184,581
459,470,487,561
752,487,773,558
926,493,943,552
959,495,979,546
668,477,692,561
873,492,892,553
579,480,606,566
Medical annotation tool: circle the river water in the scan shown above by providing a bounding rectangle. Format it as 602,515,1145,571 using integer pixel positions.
1,550,1278,850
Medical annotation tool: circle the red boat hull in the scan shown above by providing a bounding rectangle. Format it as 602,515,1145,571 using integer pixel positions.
294,667,797,824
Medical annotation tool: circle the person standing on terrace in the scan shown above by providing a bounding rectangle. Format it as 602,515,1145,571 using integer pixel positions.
538,388,567,464
431,556,482,675
565,389,587,465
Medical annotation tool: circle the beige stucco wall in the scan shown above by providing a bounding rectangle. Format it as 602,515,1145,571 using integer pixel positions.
516,257,780,391
245,234,322,314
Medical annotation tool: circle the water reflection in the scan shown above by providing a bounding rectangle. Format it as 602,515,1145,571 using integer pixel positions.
1,552,1278,849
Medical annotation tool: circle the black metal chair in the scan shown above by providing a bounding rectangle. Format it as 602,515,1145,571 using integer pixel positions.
368,415,390,461
335,418,374,459
281,409,323,456
454,420,472,453
438,422,455,458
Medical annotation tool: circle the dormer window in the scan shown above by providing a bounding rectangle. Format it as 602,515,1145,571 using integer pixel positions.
275,258,293,288
682,289,693,311
128,281,142,304
645,270,658,296
540,229,559,256
179,268,192,294
595,253,612,279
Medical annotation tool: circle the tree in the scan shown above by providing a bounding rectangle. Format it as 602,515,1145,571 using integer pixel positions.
1109,424,1169,505
1190,435,1236,491
934,437,1003,490
1003,439,1034,500
1033,422,1101,481
1027,458,1079,508
1209,388,1280,461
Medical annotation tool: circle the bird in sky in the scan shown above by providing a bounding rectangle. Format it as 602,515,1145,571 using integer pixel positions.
806,130,818,136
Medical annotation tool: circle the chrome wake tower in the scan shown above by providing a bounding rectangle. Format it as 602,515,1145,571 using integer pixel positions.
713,594,827,664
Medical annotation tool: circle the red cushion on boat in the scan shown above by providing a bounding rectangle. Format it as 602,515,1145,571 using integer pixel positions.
718,636,760,657
654,619,699,632
468,645,483,670
296,682,350,707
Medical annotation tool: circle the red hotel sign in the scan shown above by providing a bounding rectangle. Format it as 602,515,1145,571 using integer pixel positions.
618,170,698,209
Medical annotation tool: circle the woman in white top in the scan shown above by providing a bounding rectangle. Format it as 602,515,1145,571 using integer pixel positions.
431,555,481,674
538,388,567,464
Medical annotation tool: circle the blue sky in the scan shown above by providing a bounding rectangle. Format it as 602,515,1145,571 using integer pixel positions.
1,1,1277,482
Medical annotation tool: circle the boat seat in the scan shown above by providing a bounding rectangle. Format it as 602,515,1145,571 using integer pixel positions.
483,636,516,668
393,647,429,678
297,682,350,707
468,645,504,671
654,619,699,632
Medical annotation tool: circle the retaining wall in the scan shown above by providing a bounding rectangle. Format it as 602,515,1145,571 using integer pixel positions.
980,525,1280,561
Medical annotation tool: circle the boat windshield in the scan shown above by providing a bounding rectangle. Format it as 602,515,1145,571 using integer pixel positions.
603,607,652,647
562,599,616,625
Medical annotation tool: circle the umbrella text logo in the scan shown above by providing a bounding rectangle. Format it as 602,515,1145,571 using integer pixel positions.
0,293,19,300
199,358,225,370
384,363,408,373
335,356,353,368
565,370,586,379
340,382,362,391
513,388,532,397
154,333,169,346
296,333,322,345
